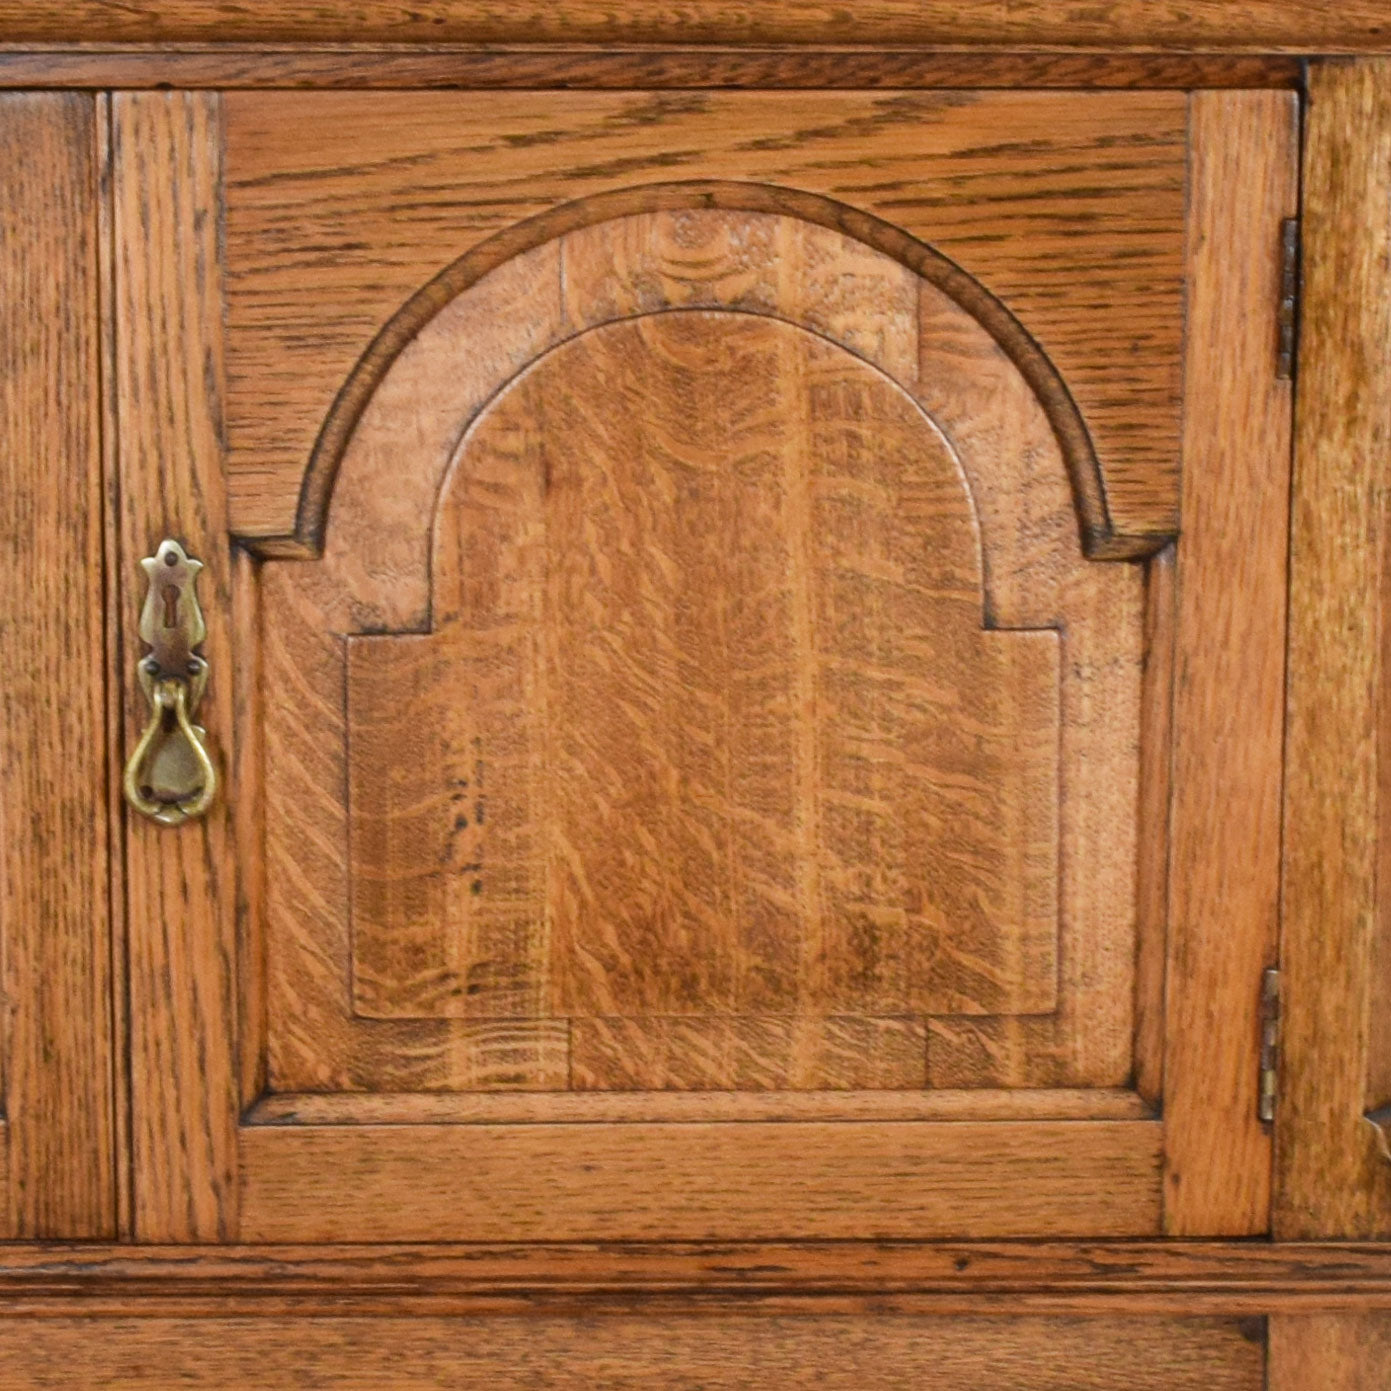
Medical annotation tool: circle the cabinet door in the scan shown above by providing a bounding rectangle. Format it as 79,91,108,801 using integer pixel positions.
113,88,1295,1242
0,92,116,1239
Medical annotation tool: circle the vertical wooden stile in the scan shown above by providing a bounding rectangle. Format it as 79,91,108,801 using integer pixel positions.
1162,90,1297,1234
111,91,239,1242
0,91,116,1238
1277,57,1391,1240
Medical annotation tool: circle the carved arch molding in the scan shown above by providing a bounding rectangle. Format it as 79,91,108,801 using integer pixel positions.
247,187,1150,1097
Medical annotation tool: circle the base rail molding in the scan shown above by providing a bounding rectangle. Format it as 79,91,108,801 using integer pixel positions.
0,1241,1389,1316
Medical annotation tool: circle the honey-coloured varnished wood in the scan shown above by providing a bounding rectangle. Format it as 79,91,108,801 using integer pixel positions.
106,79,1302,1244
238,1120,1163,1242
0,1314,1265,1390
1162,90,1297,1235
0,48,1306,92
1269,1314,1391,1391
267,205,1142,1110
349,312,1062,1031
221,90,1190,550
0,0,1386,49
0,0,1390,1366
1278,57,1391,1241
110,90,240,1242
0,1239,1387,1313
0,91,115,1239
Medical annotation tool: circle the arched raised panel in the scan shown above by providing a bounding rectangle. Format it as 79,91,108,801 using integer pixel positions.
257,201,1143,1098
348,311,1061,1031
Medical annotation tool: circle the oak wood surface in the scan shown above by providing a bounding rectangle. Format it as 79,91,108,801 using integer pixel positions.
97,94,134,1243
1269,1313,1391,1390
1277,57,1391,1240
247,1086,1153,1125
0,91,115,1239
262,206,1145,1110
237,1121,1163,1242
0,1,1385,50
0,1314,1264,1390
0,0,1383,1360
110,90,240,1242
347,305,1060,1032
0,47,1305,91
1,1240,1388,1306
1162,89,1296,1235
221,90,1188,548
115,82,1303,1243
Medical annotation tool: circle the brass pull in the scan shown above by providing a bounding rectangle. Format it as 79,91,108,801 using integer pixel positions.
122,539,218,827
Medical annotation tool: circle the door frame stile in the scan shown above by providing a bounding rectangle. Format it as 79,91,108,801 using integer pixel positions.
110,89,240,1242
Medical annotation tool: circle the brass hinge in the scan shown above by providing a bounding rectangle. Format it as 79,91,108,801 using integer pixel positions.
1259,966,1281,1124
1276,216,1300,380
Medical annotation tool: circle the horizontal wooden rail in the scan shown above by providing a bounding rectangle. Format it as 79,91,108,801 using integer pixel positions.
1,1242,1389,1316
0,46,1304,89
0,3,1386,50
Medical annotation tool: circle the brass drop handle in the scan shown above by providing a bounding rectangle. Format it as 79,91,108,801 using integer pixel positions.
122,539,218,827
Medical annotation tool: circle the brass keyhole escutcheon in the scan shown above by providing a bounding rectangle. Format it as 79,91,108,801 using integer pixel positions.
122,539,218,827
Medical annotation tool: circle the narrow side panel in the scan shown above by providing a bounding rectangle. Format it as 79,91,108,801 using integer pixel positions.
0,91,114,1238
1277,58,1391,1239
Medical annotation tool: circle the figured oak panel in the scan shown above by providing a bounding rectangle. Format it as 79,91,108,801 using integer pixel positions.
348,313,1061,1026
257,206,1143,1100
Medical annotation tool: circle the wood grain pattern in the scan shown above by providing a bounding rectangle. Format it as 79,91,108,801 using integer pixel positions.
97,92,134,1242
102,64,1318,1252
0,1315,1264,1390
261,559,571,1094
1162,91,1296,1235
1269,1314,1391,1390
221,90,1188,547
568,1017,929,1091
0,1239,1386,1312
237,1120,1162,1241
231,545,266,1114
0,47,1304,92
913,268,1145,1093
0,91,114,1239
349,311,1060,1029
263,207,1144,1104
0,0,1385,49
111,91,239,1242
1277,58,1391,1240
249,1086,1150,1125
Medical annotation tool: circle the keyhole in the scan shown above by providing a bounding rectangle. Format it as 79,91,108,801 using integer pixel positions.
162,584,181,628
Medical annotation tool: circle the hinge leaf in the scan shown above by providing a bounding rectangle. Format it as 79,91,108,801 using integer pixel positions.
1259,966,1280,1123
1277,216,1300,380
